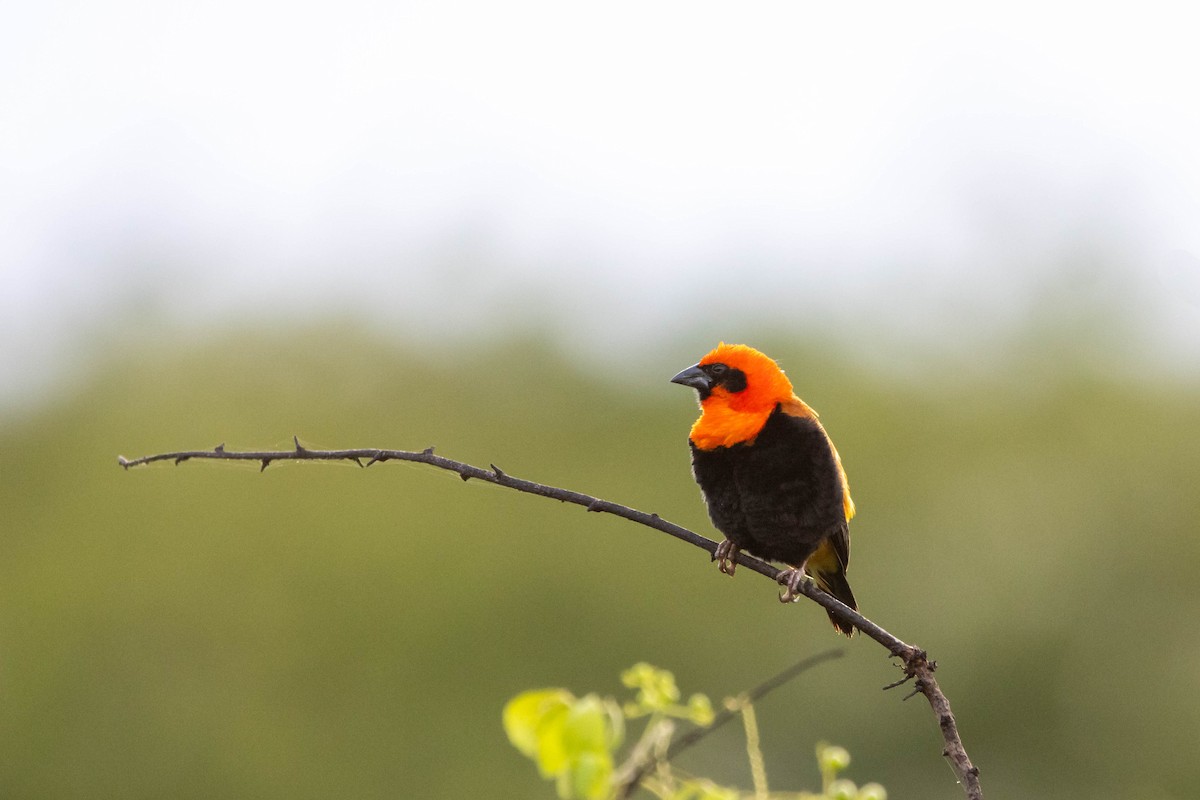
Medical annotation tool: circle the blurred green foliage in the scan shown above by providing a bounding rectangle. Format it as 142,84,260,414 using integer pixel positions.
503,662,881,800
504,662,883,800
2,327,1198,799
504,687,622,799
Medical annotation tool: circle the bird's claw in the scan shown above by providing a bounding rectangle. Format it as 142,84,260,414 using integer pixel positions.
777,568,811,603
713,539,739,576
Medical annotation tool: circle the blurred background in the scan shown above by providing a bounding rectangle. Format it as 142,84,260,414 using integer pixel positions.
2,2,1198,798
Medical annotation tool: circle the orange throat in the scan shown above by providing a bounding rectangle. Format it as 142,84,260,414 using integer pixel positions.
688,400,773,450
688,394,818,450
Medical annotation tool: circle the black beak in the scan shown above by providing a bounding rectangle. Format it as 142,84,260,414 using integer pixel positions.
670,364,712,393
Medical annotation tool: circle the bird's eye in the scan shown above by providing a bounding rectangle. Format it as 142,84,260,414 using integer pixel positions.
709,364,728,376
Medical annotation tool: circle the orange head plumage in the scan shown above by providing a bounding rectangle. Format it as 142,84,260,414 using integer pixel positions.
671,343,818,451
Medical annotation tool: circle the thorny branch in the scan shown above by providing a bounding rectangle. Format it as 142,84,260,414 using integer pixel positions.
118,440,983,800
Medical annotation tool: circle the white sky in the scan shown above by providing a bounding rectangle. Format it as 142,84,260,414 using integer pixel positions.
2,1,1199,408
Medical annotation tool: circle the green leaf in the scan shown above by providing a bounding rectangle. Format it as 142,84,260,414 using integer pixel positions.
561,695,612,753
505,689,622,795
502,689,573,765
533,703,572,778
555,750,613,800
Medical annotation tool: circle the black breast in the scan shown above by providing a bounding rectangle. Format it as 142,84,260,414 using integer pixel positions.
689,405,845,566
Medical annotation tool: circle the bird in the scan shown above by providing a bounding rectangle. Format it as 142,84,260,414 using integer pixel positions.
671,343,858,635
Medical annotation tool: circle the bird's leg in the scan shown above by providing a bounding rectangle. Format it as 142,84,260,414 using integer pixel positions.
777,566,812,603
713,539,740,576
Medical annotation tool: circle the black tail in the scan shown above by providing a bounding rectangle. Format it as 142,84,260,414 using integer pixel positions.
812,566,857,637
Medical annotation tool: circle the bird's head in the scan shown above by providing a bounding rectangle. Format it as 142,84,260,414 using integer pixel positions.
670,343,795,415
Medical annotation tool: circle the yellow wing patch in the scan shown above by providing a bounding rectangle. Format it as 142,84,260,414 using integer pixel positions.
832,441,856,521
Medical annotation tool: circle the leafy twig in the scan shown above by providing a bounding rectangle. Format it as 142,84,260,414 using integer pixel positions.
617,649,845,798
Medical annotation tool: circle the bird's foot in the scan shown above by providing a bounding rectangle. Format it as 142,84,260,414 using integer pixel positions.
713,539,740,576
777,568,812,603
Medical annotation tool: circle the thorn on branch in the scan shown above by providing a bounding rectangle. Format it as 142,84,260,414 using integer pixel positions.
351,457,364,468
423,446,435,455
490,463,505,478
174,455,190,465
293,436,308,455
260,459,271,472
214,443,226,454
894,647,929,674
